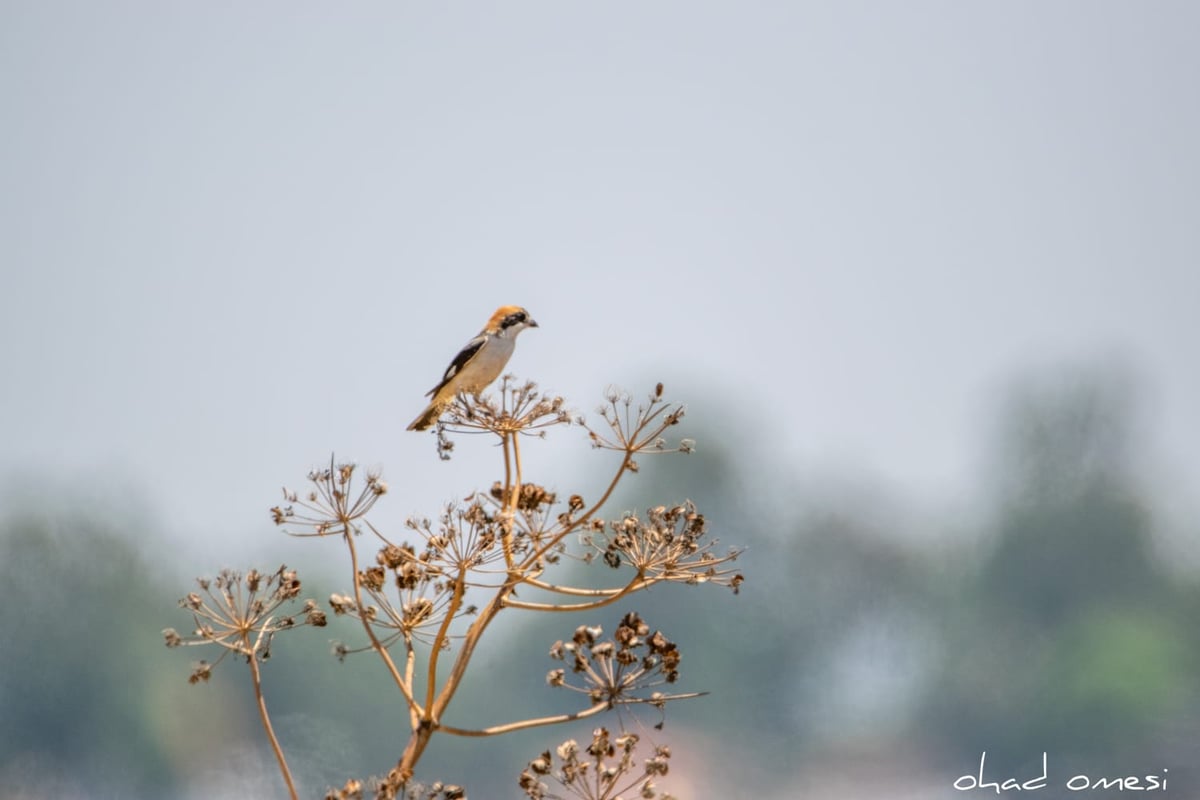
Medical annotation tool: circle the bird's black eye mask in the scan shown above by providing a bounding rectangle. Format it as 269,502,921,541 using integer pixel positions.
500,311,527,329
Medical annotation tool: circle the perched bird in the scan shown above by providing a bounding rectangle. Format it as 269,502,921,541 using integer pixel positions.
407,305,539,431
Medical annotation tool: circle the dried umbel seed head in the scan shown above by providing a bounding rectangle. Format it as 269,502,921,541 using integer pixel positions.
518,483,556,511
521,729,675,800
435,377,572,452
645,744,671,776
323,777,364,800
359,566,386,592
547,613,696,711
188,660,212,684
587,727,613,759
489,481,557,512
529,752,553,775
273,460,387,538
585,382,694,458
584,501,743,591
378,543,411,570
303,599,328,627
614,613,650,645
166,565,325,681
329,593,356,614
518,770,546,798
572,625,603,646
402,597,435,627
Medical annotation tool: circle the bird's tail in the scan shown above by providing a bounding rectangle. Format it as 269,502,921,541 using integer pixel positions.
407,402,442,432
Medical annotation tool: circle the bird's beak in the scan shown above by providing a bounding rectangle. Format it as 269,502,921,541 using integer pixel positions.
528,318,539,328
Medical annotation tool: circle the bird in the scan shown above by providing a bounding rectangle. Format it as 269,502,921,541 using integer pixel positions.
407,305,539,431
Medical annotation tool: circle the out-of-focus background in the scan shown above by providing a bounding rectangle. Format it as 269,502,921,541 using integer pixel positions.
2,3,1198,798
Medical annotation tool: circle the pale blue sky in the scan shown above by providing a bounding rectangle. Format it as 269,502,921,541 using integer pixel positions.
2,2,1198,562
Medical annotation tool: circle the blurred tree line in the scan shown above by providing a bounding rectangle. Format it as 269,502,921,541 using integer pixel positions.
1,362,1196,797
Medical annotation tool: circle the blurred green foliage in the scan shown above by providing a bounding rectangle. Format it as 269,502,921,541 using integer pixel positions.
924,367,1193,770
0,512,179,795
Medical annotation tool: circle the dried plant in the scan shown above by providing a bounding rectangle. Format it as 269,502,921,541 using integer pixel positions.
166,378,742,799
519,727,673,800
163,566,327,799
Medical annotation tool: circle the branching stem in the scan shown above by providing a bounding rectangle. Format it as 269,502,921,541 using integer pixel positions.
344,522,422,721
504,574,652,612
520,453,630,571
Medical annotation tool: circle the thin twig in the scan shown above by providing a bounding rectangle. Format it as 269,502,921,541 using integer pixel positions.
424,568,466,721
520,452,630,571
439,701,610,737
504,574,653,612
245,643,298,800
344,523,423,721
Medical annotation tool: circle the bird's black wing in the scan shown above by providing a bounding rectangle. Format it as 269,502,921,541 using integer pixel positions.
426,334,486,397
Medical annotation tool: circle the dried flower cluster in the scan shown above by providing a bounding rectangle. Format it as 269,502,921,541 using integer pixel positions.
326,510,496,659
163,565,325,682
166,379,742,800
271,460,388,538
579,502,742,592
519,727,673,800
547,614,697,716
433,377,571,460
583,383,694,463
163,565,325,799
325,777,465,800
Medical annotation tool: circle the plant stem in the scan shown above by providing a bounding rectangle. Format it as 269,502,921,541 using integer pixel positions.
424,569,466,716
503,574,651,612
439,701,610,737
247,649,299,800
344,524,422,719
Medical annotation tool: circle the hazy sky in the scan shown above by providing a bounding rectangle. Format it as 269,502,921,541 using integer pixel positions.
2,2,1198,560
